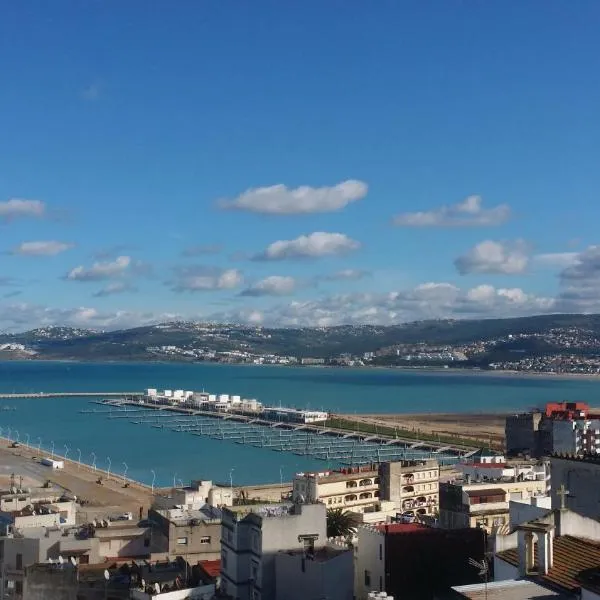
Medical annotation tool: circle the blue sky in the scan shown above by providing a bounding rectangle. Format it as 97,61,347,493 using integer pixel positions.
1,1,600,330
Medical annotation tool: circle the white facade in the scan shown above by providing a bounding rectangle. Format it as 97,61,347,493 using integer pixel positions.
355,526,386,600
221,502,352,600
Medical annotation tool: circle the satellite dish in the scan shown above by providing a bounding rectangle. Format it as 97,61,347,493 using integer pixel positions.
154,583,161,594
70,557,77,567
58,556,64,565
104,569,110,581
141,579,146,589
48,558,53,564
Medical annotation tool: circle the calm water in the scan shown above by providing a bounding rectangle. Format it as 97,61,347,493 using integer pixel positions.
0,361,599,486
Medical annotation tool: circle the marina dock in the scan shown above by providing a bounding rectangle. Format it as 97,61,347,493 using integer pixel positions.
94,398,468,465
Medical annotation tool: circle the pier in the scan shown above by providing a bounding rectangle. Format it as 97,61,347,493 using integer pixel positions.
93,398,469,465
0,392,140,399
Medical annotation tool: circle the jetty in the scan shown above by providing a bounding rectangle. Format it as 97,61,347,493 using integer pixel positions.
94,398,469,466
0,392,139,399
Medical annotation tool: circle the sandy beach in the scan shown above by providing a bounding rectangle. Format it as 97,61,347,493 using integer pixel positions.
347,413,507,446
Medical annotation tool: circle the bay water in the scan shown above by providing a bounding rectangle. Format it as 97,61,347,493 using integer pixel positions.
0,361,598,486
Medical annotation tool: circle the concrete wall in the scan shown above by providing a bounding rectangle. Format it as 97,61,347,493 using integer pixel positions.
493,556,519,582
260,503,326,599
355,527,385,600
506,412,542,456
551,457,600,520
23,566,78,600
275,548,353,600
509,500,551,528
551,420,577,455
148,509,221,560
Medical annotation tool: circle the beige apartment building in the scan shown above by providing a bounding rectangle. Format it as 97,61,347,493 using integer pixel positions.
292,460,440,519
378,459,440,518
292,466,380,512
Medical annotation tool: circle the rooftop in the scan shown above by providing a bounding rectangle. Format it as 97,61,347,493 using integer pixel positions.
277,545,348,562
375,523,429,534
551,452,600,465
496,535,600,593
464,488,507,497
297,467,378,483
156,504,222,524
452,579,571,600
199,560,220,579
226,502,296,519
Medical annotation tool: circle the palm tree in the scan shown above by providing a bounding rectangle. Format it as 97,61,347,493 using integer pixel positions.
327,508,357,538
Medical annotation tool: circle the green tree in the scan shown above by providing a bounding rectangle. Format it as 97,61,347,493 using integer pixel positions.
327,508,357,538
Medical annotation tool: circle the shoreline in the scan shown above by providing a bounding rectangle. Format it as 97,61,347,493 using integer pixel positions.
2,358,600,383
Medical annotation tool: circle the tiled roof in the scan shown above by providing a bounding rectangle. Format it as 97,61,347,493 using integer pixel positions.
199,560,220,578
496,535,600,593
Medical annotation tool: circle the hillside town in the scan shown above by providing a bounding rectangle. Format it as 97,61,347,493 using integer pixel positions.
5,323,600,375
2,400,600,599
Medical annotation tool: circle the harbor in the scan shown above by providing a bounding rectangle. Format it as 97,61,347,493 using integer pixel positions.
88,388,468,466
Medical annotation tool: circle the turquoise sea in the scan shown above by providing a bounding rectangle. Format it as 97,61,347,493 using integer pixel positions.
0,361,599,486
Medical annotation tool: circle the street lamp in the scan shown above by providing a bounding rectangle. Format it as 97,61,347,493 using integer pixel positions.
122,462,128,481
106,457,112,480
173,472,177,489
50,440,55,458
229,468,235,490
151,470,156,494
37,437,42,452
76,448,82,468
14,430,19,443
64,445,70,461
25,433,30,447
91,452,97,471
280,465,284,488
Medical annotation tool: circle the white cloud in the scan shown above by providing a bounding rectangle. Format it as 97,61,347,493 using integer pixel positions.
93,282,136,297
254,232,361,261
170,266,243,292
0,303,181,331
240,276,297,297
533,252,579,269
219,180,367,215
11,241,73,256
455,240,529,275
320,269,370,282
66,256,132,281
393,195,511,227
210,282,556,327
0,198,46,221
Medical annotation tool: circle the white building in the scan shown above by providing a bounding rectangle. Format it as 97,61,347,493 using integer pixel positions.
220,501,353,600
153,480,233,511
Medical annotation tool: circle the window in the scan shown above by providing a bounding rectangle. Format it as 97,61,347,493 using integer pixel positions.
251,561,259,580
200,536,211,544
16,553,22,570
177,537,188,545
364,570,371,587
252,532,259,551
379,544,382,561
222,550,228,569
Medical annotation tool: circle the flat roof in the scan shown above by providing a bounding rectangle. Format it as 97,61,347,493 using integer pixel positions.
452,579,571,599
465,488,507,497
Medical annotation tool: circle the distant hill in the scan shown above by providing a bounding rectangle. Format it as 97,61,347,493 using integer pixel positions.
1,314,600,361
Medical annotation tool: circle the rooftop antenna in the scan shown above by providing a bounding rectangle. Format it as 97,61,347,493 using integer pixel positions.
468,557,489,600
